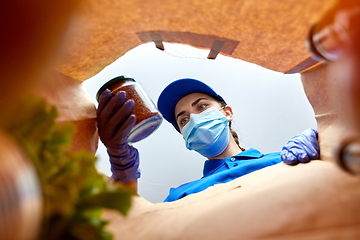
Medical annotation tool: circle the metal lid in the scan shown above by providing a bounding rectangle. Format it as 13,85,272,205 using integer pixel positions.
96,75,135,102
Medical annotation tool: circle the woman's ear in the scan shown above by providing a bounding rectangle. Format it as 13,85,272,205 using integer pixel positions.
223,105,233,122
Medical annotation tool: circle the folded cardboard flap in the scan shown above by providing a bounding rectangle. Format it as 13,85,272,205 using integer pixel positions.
56,0,336,81
33,71,98,154
301,62,360,161
102,161,360,239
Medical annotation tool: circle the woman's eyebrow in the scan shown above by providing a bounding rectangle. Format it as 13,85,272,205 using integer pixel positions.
176,97,208,120
176,110,186,120
191,97,207,107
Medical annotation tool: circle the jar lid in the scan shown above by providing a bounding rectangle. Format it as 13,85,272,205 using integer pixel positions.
96,75,135,102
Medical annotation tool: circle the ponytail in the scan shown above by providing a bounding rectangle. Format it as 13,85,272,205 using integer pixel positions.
229,121,245,152
211,94,245,152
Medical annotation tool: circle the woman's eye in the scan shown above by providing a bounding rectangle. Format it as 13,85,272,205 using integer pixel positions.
179,117,188,126
199,103,207,111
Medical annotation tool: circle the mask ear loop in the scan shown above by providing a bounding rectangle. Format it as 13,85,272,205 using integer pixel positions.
219,106,229,122
221,105,246,152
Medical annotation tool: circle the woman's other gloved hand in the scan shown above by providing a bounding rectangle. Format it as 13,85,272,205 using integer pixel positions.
97,89,140,182
281,128,320,165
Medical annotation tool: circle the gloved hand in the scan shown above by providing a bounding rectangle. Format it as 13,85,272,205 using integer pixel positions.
281,128,320,165
97,89,140,182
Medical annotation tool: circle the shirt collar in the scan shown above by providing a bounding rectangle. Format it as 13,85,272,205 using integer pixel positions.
203,148,263,177
233,148,263,159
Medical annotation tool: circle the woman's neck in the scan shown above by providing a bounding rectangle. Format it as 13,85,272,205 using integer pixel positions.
208,136,242,160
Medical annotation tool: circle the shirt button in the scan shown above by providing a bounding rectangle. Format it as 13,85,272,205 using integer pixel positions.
233,163,238,167
230,157,236,162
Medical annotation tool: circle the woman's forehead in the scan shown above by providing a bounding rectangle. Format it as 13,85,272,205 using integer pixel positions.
174,92,216,113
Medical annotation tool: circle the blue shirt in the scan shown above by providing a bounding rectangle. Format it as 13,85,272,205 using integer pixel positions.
164,148,281,202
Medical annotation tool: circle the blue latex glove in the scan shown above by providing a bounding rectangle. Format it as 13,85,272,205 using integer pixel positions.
281,128,320,165
97,89,140,182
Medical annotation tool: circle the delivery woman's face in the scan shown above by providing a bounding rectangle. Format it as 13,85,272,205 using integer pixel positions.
174,92,222,131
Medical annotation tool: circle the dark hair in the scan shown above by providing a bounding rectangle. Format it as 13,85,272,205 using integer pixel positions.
215,97,245,152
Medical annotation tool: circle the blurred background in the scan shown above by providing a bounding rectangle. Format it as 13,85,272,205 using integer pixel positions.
83,42,317,203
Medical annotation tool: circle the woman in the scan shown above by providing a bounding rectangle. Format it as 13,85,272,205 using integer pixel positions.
97,78,319,202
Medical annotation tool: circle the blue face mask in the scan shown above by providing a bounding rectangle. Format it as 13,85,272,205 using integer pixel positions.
181,107,230,158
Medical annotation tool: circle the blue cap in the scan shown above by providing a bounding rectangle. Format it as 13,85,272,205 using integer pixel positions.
157,78,226,132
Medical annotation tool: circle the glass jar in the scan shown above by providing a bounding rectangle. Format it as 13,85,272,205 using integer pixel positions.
96,75,163,144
